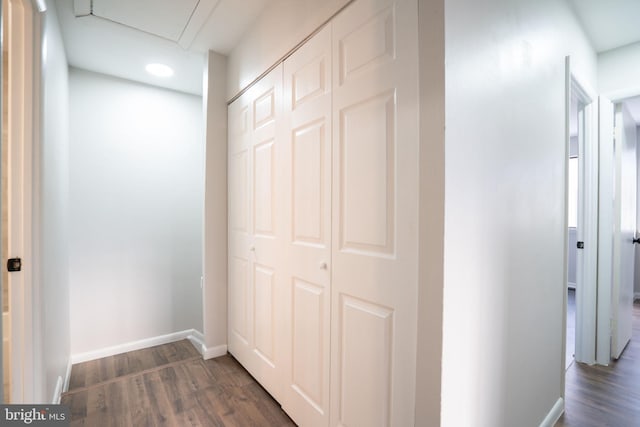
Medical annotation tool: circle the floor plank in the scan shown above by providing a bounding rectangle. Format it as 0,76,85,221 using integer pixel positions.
62,341,296,427
556,302,640,426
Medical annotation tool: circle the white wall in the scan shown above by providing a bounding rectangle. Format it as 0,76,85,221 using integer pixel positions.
35,0,70,403
202,51,228,356
599,42,640,97
442,0,597,425
415,1,445,424
226,0,350,99
69,69,204,355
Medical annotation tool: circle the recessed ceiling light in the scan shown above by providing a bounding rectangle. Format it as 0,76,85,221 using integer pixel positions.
145,63,174,78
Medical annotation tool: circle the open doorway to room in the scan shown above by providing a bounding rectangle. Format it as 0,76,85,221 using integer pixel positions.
563,69,598,369
610,95,639,360
566,92,580,369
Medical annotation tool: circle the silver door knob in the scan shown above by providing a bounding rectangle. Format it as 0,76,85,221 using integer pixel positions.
320,262,328,270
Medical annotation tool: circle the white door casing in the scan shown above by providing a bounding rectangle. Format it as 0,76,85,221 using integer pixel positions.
596,96,614,365
330,0,419,425
227,64,285,401
6,0,37,403
611,103,636,359
282,24,332,427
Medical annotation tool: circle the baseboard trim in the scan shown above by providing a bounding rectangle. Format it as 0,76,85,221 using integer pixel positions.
51,376,63,404
539,397,564,427
63,358,72,392
186,330,207,356
203,344,227,360
71,329,205,364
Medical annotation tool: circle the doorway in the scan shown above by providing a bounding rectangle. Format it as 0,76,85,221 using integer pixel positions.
566,91,579,369
610,96,639,360
566,80,594,369
565,70,598,369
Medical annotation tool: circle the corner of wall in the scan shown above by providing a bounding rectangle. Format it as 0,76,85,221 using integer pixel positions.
203,51,229,351
415,0,445,425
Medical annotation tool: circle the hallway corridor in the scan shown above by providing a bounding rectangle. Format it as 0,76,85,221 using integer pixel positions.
557,302,640,426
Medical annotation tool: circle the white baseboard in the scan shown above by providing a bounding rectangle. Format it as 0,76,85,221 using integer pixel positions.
187,330,207,356
203,344,227,360
51,376,63,404
71,329,204,364
63,358,72,393
539,397,564,427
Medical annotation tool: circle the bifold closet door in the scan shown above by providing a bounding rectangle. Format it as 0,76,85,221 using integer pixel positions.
281,25,332,427
330,0,419,425
228,64,285,402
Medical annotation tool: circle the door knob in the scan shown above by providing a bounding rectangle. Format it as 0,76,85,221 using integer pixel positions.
249,246,255,251
633,238,640,244
319,262,328,270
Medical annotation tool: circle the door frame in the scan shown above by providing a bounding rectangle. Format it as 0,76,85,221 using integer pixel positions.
596,86,640,364
564,58,599,371
5,0,39,403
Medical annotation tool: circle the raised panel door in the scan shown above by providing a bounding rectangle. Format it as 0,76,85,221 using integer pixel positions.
330,0,419,425
282,24,332,427
228,64,285,402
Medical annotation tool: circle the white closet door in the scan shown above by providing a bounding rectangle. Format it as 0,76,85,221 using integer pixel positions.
228,64,285,401
282,25,332,427
330,0,419,425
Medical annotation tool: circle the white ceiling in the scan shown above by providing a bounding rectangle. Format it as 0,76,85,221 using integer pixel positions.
54,0,270,95
567,0,640,124
55,0,640,97
568,0,640,53
91,0,200,41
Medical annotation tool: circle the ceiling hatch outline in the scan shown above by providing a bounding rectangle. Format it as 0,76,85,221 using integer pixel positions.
72,0,221,49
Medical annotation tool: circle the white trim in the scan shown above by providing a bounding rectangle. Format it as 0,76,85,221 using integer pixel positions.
564,64,599,367
51,376,62,404
177,329,227,360
70,329,205,364
539,397,564,427
7,0,39,403
186,329,206,356
63,358,72,393
596,96,615,366
203,344,228,360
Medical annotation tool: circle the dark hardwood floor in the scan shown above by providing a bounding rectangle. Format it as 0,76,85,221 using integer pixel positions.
61,340,296,426
556,302,640,427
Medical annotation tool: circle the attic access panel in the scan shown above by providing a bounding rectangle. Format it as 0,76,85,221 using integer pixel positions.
91,0,200,41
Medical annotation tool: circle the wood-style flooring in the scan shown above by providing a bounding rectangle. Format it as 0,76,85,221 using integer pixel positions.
61,340,296,426
556,302,640,426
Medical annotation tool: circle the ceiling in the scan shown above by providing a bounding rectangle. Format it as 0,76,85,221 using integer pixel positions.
55,0,640,98
568,0,640,53
54,0,271,95
568,0,640,123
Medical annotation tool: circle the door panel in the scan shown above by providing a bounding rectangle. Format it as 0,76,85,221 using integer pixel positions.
228,64,284,401
282,24,332,427
612,103,636,359
339,90,395,255
331,0,419,425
